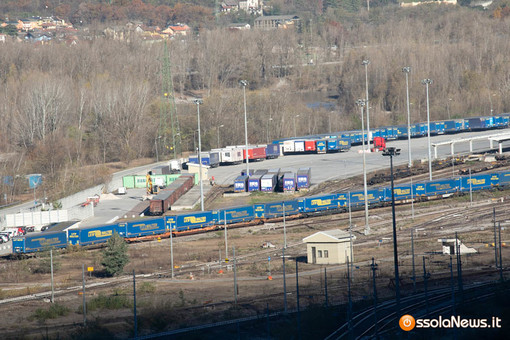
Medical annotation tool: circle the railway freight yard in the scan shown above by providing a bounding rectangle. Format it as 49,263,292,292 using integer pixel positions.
0,148,509,339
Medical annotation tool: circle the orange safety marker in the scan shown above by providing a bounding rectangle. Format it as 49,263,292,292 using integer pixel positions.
267,276,273,280
218,269,224,274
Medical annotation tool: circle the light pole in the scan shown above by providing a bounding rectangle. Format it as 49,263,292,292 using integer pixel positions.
267,117,273,143
422,79,433,180
217,124,224,148
240,80,249,176
293,114,300,137
362,59,371,145
447,98,452,119
193,98,204,211
402,67,412,168
154,135,161,162
356,99,370,236
382,147,401,318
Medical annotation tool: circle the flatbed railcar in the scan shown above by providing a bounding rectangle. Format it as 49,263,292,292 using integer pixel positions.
12,168,510,254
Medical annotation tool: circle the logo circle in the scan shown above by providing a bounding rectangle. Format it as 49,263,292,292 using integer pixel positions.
399,315,416,331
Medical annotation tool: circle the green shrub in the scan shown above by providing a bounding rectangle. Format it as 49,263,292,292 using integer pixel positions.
85,294,132,311
31,303,69,322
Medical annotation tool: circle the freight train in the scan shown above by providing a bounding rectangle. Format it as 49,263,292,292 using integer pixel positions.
273,114,510,154
11,169,510,254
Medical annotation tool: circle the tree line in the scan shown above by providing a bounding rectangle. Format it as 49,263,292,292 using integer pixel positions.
0,5,509,203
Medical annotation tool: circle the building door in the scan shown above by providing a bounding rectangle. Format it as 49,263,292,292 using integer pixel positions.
311,246,317,264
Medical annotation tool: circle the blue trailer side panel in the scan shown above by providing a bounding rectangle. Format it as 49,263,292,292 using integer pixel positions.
170,211,215,232
283,173,296,192
302,194,340,212
338,138,351,151
384,185,414,201
264,200,300,218
248,175,263,192
234,175,249,192
254,204,265,219
296,168,311,189
425,178,458,195
13,231,68,253
118,217,166,237
460,173,499,191
499,170,510,186
349,189,381,207
316,140,327,153
72,224,120,246
218,206,255,224
265,144,280,159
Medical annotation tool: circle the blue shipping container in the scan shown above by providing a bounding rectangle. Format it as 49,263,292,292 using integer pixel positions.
248,174,264,192
301,194,341,212
296,168,311,189
349,189,382,207
283,173,296,192
265,144,280,159
460,173,499,191
316,140,327,153
234,175,249,192
217,206,255,224
264,200,300,218
69,224,119,246
118,217,166,238
425,179,458,196
167,211,215,232
13,231,68,253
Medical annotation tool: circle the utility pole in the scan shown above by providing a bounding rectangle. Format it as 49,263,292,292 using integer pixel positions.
494,207,498,268
82,264,86,326
224,210,228,261
324,268,328,307
161,41,180,159
371,258,378,338
50,249,54,303
283,202,287,249
423,257,430,317
283,247,287,313
402,67,412,168
356,99,370,236
296,261,301,338
133,270,137,339
233,246,238,306
422,78,433,180
170,227,174,279
347,256,353,339
499,222,504,282
455,232,463,302
411,229,416,294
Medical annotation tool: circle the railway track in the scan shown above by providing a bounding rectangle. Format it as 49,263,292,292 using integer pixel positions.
326,281,503,339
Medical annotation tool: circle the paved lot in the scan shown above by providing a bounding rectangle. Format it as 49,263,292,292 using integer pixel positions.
2,129,509,233
208,129,510,186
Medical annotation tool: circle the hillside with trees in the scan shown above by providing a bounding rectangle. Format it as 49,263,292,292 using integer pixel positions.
0,2,510,204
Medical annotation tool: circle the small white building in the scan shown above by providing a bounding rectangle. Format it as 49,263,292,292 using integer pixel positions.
303,229,355,265
438,238,477,255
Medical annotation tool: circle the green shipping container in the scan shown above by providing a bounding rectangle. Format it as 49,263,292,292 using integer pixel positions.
122,176,135,189
166,174,181,185
134,175,147,188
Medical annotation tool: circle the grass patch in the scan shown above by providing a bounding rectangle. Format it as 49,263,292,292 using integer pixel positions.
138,281,156,294
83,294,133,312
31,303,70,322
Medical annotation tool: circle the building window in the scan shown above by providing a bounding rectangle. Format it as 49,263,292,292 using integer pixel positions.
318,250,322,258
324,250,329,258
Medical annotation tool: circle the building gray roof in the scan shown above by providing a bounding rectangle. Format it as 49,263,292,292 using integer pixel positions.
302,229,355,243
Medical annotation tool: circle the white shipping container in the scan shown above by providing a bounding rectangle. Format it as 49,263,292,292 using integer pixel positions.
283,140,295,153
294,140,305,152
